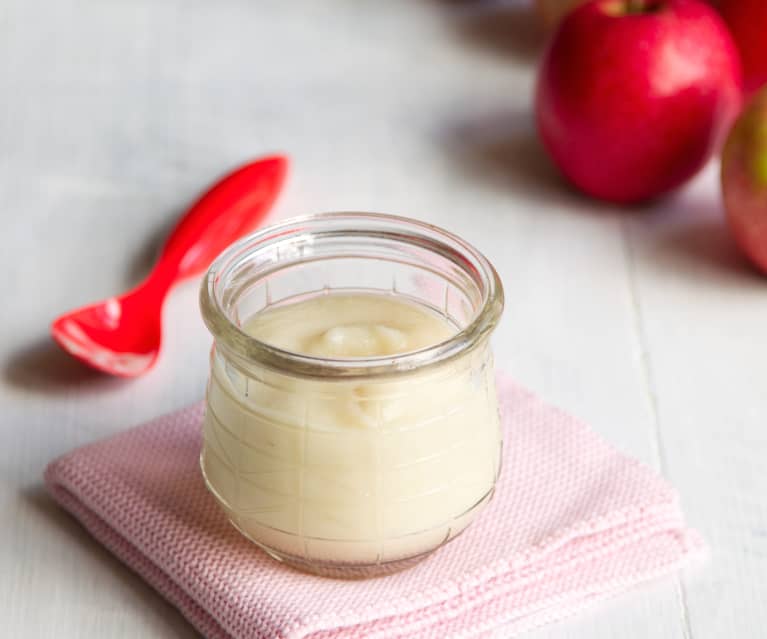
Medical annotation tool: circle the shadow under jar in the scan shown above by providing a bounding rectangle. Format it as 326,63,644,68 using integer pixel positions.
199,212,504,578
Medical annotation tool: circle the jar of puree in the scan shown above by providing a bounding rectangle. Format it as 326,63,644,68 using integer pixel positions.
199,212,504,577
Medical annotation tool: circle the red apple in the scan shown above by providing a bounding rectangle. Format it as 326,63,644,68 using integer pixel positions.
719,0,767,96
721,88,767,274
536,0,742,204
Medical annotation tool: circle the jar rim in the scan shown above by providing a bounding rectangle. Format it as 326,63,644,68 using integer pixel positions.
200,211,504,379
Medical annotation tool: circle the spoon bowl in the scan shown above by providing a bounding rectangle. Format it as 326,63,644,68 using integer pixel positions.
51,286,163,377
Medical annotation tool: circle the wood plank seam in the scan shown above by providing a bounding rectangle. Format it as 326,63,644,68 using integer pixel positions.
621,220,694,639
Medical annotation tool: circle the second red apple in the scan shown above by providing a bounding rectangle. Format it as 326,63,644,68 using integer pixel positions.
719,0,767,96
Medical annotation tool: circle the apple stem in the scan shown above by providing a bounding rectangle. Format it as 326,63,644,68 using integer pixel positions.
626,0,645,13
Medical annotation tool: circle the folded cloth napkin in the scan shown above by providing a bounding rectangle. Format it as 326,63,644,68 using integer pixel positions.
45,377,703,639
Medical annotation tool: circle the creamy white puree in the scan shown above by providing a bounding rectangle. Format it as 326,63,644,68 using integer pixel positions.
201,293,500,564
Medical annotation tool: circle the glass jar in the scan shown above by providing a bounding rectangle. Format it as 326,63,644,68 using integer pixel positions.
199,212,504,578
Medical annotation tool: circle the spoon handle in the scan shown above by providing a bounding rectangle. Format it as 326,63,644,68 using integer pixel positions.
150,155,289,287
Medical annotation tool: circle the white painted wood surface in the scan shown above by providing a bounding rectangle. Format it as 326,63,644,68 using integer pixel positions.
1,0,764,637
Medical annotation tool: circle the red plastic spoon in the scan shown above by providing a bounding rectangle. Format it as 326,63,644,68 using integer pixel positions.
51,155,289,377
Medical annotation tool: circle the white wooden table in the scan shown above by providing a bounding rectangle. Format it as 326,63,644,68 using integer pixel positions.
2,0,765,636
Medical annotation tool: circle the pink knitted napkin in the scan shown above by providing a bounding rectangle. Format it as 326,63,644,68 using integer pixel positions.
44,377,703,639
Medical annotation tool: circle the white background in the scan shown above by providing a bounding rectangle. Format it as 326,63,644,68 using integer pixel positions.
1,0,765,637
